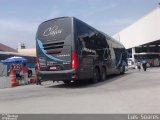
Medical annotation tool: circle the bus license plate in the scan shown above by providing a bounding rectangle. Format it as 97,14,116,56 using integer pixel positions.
50,66,57,70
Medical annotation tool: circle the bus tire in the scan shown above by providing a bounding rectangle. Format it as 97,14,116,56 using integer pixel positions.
92,68,100,83
63,80,71,84
120,66,125,74
100,68,106,81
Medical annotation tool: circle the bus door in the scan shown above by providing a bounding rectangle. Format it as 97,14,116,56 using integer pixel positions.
109,48,116,73
78,36,94,79
103,48,112,74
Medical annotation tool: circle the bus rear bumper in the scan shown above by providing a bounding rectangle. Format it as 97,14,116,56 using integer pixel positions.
37,69,78,81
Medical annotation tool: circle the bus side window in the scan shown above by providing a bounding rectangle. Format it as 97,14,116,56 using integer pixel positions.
104,49,108,59
104,48,111,59
78,38,82,50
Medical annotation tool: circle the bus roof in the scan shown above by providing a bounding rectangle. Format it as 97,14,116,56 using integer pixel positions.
39,17,125,48
40,17,73,25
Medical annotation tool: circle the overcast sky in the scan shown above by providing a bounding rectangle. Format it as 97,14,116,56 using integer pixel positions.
0,0,159,49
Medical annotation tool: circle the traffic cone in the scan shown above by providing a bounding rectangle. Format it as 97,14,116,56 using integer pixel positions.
10,67,19,87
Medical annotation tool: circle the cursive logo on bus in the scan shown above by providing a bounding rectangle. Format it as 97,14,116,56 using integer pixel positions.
43,25,63,37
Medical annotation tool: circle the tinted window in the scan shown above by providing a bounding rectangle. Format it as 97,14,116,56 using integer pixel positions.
94,33,108,48
76,20,109,50
37,18,72,43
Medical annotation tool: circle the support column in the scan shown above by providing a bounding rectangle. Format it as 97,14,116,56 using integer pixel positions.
132,47,136,63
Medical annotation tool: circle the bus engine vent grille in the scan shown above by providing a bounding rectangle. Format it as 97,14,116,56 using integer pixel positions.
42,42,64,54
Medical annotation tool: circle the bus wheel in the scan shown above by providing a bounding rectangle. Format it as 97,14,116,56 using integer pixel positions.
101,68,106,81
63,80,71,84
120,66,125,74
92,68,100,83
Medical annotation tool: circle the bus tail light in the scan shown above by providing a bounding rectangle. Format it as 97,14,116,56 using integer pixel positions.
71,51,79,69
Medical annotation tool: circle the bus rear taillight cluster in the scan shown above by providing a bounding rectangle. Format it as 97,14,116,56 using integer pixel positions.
71,51,79,69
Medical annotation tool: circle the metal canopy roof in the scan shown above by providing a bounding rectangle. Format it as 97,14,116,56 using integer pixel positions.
113,8,160,49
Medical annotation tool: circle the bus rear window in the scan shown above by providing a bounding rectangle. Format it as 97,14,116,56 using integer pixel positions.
37,18,72,43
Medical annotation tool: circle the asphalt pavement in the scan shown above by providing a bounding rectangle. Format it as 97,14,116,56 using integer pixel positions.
0,67,160,113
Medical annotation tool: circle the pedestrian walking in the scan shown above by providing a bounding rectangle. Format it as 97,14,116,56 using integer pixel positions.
35,63,41,85
137,61,141,71
142,60,147,71
21,63,29,84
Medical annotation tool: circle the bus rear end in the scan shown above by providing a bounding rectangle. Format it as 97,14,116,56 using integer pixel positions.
36,17,78,82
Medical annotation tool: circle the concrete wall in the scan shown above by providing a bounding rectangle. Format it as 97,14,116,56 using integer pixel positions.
0,63,7,77
0,63,11,89
18,48,36,57
0,77,11,89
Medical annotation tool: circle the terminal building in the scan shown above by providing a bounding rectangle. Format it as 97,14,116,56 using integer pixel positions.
113,8,160,66
0,42,36,57
0,43,17,52
17,43,36,56
0,42,36,78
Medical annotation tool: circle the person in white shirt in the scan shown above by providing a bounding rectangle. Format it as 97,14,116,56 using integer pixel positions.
137,61,141,71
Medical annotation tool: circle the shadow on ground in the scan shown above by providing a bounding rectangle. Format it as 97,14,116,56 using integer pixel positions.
46,72,132,89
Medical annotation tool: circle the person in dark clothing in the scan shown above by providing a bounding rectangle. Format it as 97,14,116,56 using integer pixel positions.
142,60,147,71
35,63,41,85
36,78,41,85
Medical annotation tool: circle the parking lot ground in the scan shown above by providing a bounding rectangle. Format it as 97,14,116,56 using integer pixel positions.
0,67,160,113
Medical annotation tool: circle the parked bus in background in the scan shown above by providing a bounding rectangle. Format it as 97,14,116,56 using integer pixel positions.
0,51,36,77
36,17,127,84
